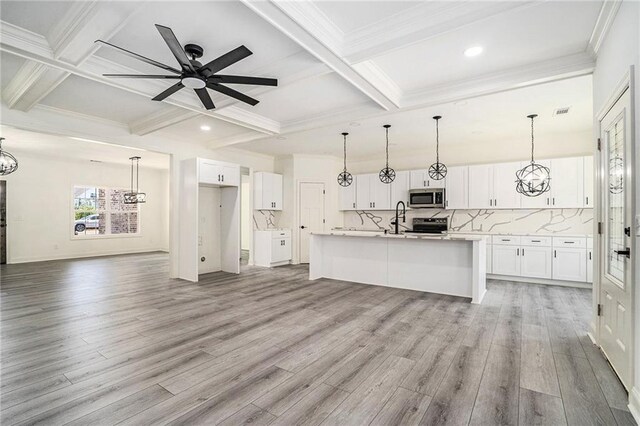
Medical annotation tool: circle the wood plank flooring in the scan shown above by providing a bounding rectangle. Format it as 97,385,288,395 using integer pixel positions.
0,252,634,425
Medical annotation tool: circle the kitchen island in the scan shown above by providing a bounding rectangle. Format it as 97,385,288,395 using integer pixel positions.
309,231,486,304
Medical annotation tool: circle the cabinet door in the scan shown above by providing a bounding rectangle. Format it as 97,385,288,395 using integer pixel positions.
356,174,372,209
586,249,593,282
492,162,521,209
409,170,427,189
444,166,468,209
520,160,552,208
220,166,239,187
521,246,552,279
583,156,594,208
272,173,283,210
199,161,221,185
339,180,357,210
551,157,584,208
468,164,493,209
427,177,446,189
553,248,587,282
390,171,409,207
261,173,274,209
371,175,391,210
492,245,521,276
271,238,287,263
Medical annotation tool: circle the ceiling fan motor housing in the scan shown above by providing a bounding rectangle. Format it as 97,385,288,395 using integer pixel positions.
184,43,204,59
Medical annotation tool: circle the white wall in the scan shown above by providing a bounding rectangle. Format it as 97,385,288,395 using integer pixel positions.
240,174,250,251
2,150,169,263
591,1,640,417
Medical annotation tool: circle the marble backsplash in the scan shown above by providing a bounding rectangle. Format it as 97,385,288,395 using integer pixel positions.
343,208,593,235
253,210,281,230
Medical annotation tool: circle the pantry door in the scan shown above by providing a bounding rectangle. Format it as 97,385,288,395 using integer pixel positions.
598,86,633,390
299,182,325,263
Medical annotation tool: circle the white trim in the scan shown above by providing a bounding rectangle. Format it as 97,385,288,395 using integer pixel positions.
596,71,631,120
296,180,326,264
8,249,168,265
487,273,592,289
587,0,623,58
129,109,199,136
630,387,640,424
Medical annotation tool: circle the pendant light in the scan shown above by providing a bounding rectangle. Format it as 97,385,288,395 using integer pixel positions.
337,132,353,187
379,124,395,184
428,115,447,180
516,114,550,197
123,156,146,204
0,137,18,175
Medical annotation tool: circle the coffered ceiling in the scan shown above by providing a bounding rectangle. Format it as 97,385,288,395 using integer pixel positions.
0,0,618,158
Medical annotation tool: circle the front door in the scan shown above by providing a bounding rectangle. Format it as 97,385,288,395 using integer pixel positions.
599,87,633,389
299,182,325,263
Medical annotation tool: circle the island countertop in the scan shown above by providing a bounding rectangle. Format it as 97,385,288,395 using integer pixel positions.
311,230,485,241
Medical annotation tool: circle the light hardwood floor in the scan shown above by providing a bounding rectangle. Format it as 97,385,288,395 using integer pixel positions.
0,252,634,425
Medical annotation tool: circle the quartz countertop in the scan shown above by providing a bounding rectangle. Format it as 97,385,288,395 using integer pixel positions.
312,230,485,241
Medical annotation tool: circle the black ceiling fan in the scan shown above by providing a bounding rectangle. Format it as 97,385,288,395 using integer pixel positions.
95,24,277,110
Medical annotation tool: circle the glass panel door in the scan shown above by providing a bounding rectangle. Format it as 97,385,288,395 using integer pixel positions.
605,115,625,286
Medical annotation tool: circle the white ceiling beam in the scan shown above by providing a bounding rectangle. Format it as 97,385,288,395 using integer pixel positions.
129,108,198,136
0,21,281,135
342,1,541,63
587,0,622,58
240,0,400,110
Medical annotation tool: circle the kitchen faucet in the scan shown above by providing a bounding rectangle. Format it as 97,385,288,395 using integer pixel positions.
391,201,406,235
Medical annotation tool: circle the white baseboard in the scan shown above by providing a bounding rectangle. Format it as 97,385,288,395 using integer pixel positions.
487,274,592,288
628,387,640,424
8,248,169,264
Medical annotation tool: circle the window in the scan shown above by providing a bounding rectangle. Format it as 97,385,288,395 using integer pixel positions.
73,186,139,237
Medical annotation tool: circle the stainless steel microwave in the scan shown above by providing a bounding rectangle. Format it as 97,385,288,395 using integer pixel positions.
408,188,445,208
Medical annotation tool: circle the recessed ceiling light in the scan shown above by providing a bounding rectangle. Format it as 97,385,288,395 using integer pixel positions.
349,122,361,127
464,46,483,58
200,125,211,131
276,136,287,140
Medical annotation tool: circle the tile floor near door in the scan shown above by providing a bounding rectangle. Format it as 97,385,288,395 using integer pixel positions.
0,253,635,425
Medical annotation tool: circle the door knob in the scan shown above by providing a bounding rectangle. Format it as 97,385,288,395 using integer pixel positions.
300,225,306,229
615,248,631,258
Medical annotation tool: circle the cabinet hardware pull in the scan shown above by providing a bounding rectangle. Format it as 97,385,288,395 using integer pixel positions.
517,248,520,256
222,175,224,182
522,249,525,256
495,199,497,206
490,199,492,206
501,239,510,241
586,196,589,205
554,250,557,258
217,174,221,181
547,198,550,205
532,240,541,242
589,252,592,260
552,197,555,205
353,203,355,208
565,241,575,244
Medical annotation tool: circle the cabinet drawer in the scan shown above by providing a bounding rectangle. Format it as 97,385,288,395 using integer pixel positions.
271,230,291,239
521,236,552,247
553,237,586,248
492,236,521,246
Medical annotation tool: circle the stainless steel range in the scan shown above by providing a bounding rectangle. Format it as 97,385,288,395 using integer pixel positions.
405,217,448,234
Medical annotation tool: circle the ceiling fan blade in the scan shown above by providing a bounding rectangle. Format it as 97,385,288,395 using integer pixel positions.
103,74,181,79
152,82,184,101
211,75,277,86
199,45,252,75
95,40,181,74
155,24,195,73
194,88,215,110
206,82,259,106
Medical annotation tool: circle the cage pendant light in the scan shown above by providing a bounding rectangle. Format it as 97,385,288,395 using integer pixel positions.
0,137,18,176
428,115,447,180
379,125,395,184
123,156,147,204
515,114,550,197
337,132,353,187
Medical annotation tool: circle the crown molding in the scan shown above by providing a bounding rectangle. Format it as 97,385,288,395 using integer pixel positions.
47,0,100,59
402,52,595,109
34,104,130,129
0,20,52,58
587,0,622,58
343,1,540,63
129,109,198,136
352,61,402,107
2,61,50,108
208,131,267,149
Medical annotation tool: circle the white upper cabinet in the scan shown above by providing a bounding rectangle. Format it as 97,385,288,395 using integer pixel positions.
444,166,468,210
468,164,493,209
409,169,446,189
391,171,410,207
199,159,240,187
492,162,521,209
520,160,552,209
550,157,584,208
356,173,390,210
254,172,283,210
583,156,594,208
339,177,357,211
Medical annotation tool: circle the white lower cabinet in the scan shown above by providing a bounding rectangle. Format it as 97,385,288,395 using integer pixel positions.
521,246,552,279
492,245,521,276
552,237,587,282
254,230,291,267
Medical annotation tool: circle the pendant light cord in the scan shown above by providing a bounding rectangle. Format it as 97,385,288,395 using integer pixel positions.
435,118,440,164
343,134,347,172
135,157,139,193
385,126,389,168
530,115,535,163
130,158,134,193
0,137,4,149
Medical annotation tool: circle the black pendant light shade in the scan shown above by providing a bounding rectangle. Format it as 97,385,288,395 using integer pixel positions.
379,124,395,184
516,114,550,197
0,137,18,175
337,132,353,187
123,156,146,204
428,115,447,180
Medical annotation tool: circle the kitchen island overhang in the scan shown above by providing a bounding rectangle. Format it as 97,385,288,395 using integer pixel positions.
309,232,487,304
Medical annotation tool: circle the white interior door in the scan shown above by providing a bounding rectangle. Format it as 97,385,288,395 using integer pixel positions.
598,88,633,389
299,182,325,263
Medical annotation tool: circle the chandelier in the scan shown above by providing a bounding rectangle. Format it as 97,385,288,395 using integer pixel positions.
516,114,551,197
123,156,146,204
379,124,395,184
0,137,18,175
337,132,353,187
428,115,447,180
